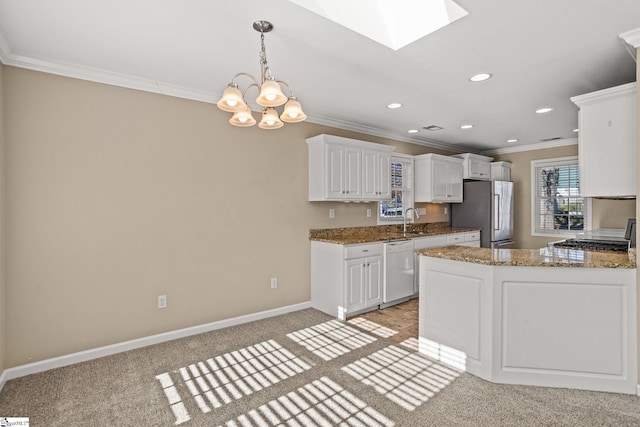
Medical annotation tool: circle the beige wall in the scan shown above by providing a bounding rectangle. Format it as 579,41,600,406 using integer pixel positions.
0,63,5,371
494,146,635,249
2,67,449,367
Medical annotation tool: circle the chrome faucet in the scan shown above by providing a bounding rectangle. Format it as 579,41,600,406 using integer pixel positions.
403,208,420,235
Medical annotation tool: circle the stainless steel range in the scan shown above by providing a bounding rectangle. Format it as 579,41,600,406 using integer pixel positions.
554,229,631,252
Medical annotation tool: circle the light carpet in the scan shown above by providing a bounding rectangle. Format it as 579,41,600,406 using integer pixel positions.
1,308,640,426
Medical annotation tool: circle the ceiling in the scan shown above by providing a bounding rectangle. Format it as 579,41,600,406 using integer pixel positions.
0,0,638,153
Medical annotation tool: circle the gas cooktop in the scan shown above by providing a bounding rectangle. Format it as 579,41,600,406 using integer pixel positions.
554,229,631,252
553,239,630,252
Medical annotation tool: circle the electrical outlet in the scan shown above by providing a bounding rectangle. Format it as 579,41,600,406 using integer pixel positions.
444,207,448,215
158,295,167,309
366,208,372,218
271,277,278,289
329,209,335,218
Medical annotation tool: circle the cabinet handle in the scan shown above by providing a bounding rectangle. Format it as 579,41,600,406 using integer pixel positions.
366,263,370,267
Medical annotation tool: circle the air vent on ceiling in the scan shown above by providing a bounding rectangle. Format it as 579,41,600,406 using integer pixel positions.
541,137,562,142
423,125,444,131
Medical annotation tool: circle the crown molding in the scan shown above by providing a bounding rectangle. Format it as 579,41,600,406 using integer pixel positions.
481,137,578,156
620,28,640,48
300,113,463,153
0,35,575,157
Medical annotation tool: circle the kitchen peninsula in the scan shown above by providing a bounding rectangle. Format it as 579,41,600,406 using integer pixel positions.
418,246,637,394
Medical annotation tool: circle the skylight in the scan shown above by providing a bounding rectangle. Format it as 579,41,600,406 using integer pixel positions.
288,0,469,50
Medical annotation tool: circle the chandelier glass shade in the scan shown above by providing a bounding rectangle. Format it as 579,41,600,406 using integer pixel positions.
216,21,307,129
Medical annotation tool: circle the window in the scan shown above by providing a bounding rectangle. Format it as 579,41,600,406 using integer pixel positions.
379,155,413,224
531,156,591,236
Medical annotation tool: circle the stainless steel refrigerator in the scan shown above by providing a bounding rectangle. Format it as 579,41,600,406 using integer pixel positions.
451,180,514,248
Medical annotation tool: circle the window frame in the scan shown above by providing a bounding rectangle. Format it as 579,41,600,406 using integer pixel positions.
378,153,414,225
530,156,592,238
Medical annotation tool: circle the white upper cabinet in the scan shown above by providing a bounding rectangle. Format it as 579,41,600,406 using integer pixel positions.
414,153,463,202
490,161,512,181
571,83,636,198
453,153,494,180
362,149,392,200
307,134,395,201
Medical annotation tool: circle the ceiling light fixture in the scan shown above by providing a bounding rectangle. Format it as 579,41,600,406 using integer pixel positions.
408,129,419,134
460,124,473,129
535,107,554,114
386,103,403,109
216,20,306,129
469,73,492,82
506,139,518,143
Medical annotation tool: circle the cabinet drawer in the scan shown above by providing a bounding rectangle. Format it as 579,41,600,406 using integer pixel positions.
446,234,465,245
344,243,383,259
465,231,480,242
413,235,448,250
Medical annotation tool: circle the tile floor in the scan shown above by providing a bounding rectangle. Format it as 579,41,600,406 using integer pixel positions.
348,298,418,344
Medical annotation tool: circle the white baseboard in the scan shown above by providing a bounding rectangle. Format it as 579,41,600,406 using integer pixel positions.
0,301,311,391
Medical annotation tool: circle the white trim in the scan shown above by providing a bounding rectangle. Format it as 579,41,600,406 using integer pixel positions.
0,369,7,392
481,138,578,156
0,301,311,391
620,28,640,48
571,82,636,106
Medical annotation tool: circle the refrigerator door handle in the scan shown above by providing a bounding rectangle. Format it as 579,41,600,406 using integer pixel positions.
494,194,500,230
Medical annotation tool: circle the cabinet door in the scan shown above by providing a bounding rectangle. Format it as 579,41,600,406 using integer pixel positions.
469,159,491,180
365,256,383,306
448,162,463,202
326,143,345,199
432,160,450,201
363,150,392,200
579,90,636,197
376,151,391,199
344,146,362,198
345,259,366,313
362,150,378,200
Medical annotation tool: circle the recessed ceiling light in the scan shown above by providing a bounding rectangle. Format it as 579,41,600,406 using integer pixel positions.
535,107,554,114
460,124,473,129
573,128,579,133
469,73,492,82
386,103,403,109
408,129,419,134
506,139,518,143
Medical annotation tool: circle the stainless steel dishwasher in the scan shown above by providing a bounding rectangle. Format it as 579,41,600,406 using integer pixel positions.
383,239,415,304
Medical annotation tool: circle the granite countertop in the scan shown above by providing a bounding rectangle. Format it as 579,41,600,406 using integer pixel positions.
309,222,480,245
417,245,637,269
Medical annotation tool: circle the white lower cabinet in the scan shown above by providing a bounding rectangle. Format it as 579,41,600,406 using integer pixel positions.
311,241,383,320
345,256,383,314
311,231,480,319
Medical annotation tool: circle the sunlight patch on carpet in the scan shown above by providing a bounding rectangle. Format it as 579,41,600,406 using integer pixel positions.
220,376,395,427
399,337,419,352
348,317,399,338
155,340,312,425
287,319,377,361
342,345,461,411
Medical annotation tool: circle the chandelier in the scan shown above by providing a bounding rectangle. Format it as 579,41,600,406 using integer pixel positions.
216,20,307,129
